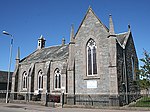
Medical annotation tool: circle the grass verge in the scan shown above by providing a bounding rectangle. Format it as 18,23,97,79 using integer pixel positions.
130,96,150,107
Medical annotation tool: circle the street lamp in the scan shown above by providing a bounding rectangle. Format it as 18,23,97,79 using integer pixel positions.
2,31,13,103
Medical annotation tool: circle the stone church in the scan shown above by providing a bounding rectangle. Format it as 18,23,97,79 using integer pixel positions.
11,7,140,106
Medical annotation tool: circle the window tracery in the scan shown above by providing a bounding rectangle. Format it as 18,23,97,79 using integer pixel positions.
87,39,97,76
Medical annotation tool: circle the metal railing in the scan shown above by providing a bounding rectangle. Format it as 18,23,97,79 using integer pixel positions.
0,91,149,107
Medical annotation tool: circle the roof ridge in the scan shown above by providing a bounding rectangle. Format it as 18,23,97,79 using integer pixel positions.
20,44,69,63
116,31,128,35
44,44,69,49
122,30,131,48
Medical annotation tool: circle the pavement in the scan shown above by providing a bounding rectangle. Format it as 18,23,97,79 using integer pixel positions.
0,103,150,112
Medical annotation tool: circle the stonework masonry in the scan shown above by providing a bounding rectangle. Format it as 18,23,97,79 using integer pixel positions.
11,7,140,106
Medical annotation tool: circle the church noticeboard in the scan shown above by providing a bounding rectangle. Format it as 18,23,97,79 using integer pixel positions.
87,80,97,88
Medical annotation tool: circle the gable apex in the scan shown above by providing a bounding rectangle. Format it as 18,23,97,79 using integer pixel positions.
85,7,108,31
74,7,109,38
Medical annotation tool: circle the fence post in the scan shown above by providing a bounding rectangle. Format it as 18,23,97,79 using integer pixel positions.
62,92,64,108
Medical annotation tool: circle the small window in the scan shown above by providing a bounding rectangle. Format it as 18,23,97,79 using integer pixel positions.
23,71,28,89
38,70,43,90
86,39,97,76
54,68,61,89
38,41,41,47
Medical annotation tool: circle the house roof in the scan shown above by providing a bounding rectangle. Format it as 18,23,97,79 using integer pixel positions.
116,32,128,45
116,31,131,48
20,8,132,64
21,44,69,64
0,71,13,83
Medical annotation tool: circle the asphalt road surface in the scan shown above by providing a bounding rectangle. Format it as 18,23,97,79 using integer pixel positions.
0,103,149,112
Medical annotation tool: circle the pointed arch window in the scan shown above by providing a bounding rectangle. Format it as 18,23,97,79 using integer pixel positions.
38,70,43,90
23,71,28,89
87,39,97,76
54,68,61,89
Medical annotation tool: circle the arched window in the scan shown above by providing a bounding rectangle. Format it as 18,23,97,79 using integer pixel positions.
54,68,61,89
38,70,43,90
131,57,135,80
87,39,97,76
23,71,28,89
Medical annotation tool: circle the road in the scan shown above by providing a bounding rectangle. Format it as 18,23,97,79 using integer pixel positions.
0,103,149,112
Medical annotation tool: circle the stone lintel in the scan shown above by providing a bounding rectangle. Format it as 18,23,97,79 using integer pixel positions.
83,76,100,80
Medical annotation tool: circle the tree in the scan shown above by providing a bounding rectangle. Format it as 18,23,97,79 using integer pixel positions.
139,50,150,95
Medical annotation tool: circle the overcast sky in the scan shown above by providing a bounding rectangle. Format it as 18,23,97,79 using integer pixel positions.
0,0,150,71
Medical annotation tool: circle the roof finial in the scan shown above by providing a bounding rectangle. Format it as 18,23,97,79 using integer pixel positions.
70,24,74,42
89,5,91,9
128,24,131,31
109,14,115,35
88,5,93,11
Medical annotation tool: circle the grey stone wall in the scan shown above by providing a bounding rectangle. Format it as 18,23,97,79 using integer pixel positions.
116,43,125,105
75,9,110,94
18,64,31,92
15,59,68,103
49,60,68,93
124,33,140,103
34,62,45,91
11,8,140,107
116,33,140,105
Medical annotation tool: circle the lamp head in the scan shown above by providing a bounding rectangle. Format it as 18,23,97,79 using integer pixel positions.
3,31,10,35
2,31,12,37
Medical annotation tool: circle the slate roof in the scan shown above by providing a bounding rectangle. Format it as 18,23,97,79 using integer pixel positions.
0,71,13,83
21,44,69,63
116,31,130,48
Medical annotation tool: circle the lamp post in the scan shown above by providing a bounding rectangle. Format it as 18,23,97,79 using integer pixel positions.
2,31,13,103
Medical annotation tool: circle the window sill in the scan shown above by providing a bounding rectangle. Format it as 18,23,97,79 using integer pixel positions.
52,89,62,93
84,76,100,80
22,88,27,91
